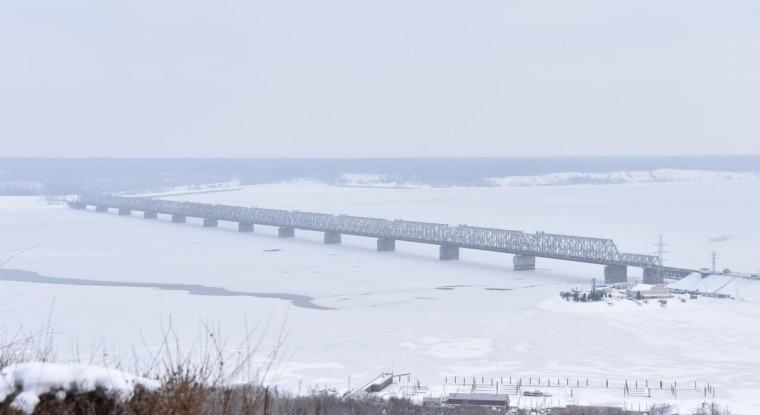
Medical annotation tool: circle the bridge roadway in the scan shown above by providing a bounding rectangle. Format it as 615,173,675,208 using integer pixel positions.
70,194,694,283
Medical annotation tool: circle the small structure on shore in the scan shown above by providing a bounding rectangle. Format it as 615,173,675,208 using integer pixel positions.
627,284,672,300
444,393,509,408
361,373,394,393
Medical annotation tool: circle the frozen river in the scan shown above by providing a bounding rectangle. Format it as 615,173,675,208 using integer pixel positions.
1,178,759,412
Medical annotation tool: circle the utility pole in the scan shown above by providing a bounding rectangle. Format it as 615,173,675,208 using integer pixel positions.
711,251,717,273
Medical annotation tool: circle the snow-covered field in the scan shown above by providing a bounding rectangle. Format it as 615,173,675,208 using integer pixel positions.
1,179,759,413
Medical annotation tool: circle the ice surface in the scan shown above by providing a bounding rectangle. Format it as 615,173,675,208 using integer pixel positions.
1,179,759,412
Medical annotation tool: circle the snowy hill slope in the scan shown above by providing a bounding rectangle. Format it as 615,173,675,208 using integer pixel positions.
487,169,760,187
670,274,760,302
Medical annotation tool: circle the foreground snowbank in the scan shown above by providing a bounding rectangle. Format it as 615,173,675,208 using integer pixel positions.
0,362,157,414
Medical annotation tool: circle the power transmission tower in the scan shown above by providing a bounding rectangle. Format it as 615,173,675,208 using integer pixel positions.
653,235,669,264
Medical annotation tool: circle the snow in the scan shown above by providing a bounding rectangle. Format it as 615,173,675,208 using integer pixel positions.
1,178,760,413
486,169,760,187
0,182,45,194
119,179,243,198
9,392,38,414
671,274,760,301
335,173,426,188
0,362,157,414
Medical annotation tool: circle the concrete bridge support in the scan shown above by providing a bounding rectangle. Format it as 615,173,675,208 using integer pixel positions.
95,206,108,213
604,265,628,284
238,222,254,232
278,227,295,238
377,238,396,251
203,218,218,228
439,245,460,260
118,208,131,216
144,212,157,219
324,232,341,244
513,254,536,271
172,214,186,223
643,267,664,284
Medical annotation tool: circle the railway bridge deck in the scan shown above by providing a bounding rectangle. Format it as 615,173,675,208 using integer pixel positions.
70,194,695,283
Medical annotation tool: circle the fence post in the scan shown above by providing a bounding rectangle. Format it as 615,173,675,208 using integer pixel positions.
264,387,270,415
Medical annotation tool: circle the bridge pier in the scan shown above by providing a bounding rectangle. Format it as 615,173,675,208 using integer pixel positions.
203,218,218,228
172,214,186,223
278,227,295,238
377,238,396,252
643,267,664,284
513,254,536,271
439,245,460,260
238,222,254,232
118,208,131,216
144,212,157,219
324,232,341,244
95,206,108,213
604,265,628,284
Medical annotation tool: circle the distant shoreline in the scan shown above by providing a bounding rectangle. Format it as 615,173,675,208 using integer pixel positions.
2,156,759,195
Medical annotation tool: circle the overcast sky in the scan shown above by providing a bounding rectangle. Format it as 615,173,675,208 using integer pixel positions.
1,1,758,158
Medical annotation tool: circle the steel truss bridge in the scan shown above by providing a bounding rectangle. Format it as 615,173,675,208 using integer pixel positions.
70,194,694,280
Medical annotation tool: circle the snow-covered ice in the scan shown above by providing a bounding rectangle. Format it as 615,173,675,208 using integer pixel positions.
1,178,759,413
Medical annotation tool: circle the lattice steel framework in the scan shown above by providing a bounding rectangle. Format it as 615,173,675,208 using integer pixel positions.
74,194,663,268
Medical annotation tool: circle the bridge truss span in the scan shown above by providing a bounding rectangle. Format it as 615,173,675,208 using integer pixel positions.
73,194,663,269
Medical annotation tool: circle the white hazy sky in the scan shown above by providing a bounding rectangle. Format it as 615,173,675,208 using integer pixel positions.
1,1,759,158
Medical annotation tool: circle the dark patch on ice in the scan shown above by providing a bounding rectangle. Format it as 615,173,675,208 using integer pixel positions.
437,285,471,291
486,285,542,291
367,301,409,308
263,249,282,252
0,269,332,311
708,235,733,243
